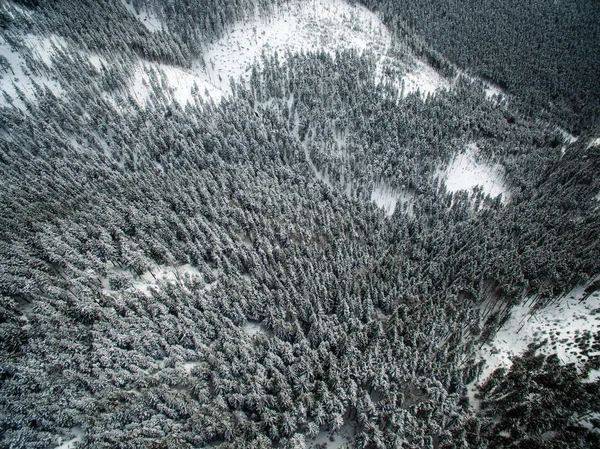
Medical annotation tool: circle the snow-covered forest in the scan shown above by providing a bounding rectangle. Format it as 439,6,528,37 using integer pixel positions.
1,0,600,448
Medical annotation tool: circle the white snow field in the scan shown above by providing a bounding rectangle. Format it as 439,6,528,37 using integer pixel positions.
130,0,451,106
558,127,579,145
468,279,600,411
479,286,600,381
0,36,63,109
587,137,600,149
53,427,85,449
101,263,214,297
120,0,163,32
130,61,223,106
370,182,415,217
203,0,392,95
399,58,451,98
441,143,510,203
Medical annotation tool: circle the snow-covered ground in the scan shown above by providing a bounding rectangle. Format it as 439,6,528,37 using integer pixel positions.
471,278,600,403
242,321,268,337
101,263,214,297
400,58,451,98
203,0,392,95
22,34,66,67
192,0,447,101
0,37,63,109
53,427,84,449
310,422,353,449
557,127,579,145
5,0,452,111
441,143,510,203
120,0,163,32
587,137,600,149
484,83,504,100
130,61,222,106
370,182,414,217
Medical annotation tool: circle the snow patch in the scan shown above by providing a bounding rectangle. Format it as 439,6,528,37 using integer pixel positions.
182,361,201,375
401,59,451,98
203,0,392,95
130,61,222,106
23,35,67,67
0,38,63,109
120,0,163,32
370,182,414,217
310,421,354,448
442,144,509,203
88,54,107,71
242,321,269,337
477,280,600,383
483,83,504,100
587,137,600,149
53,427,84,449
102,263,212,297
557,128,579,145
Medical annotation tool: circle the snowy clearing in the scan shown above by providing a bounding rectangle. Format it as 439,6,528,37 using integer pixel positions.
587,137,600,149
441,144,510,203
400,58,451,98
557,127,579,145
102,263,214,297
370,182,415,217
484,84,504,100
88,54,107,71
242,321,269,337
202,0,450,100
310,422,354,449
22,34,67,67
130,61,222,106
203,0,391,95
120,0,163,32
53,427,84,449
182,361,201,375
476,280,600,383
0,38,63,109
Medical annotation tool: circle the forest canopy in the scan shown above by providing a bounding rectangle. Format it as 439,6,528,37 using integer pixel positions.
0,0,599,448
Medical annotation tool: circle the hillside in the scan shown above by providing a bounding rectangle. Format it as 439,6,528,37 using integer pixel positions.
1,1,600,448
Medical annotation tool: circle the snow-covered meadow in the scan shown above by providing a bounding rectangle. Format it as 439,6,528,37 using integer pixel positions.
469,279,600,410
440,143,510,203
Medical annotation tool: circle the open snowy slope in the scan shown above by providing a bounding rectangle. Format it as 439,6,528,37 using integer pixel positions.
203,0,392,95
476,280,600,384
129,0,451,105
0,36,63,109
120,0,163,32
441,143,510,203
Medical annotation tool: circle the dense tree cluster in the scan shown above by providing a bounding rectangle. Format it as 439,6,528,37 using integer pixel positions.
359,0,600,133
476,346,600,448
0,0,599,448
